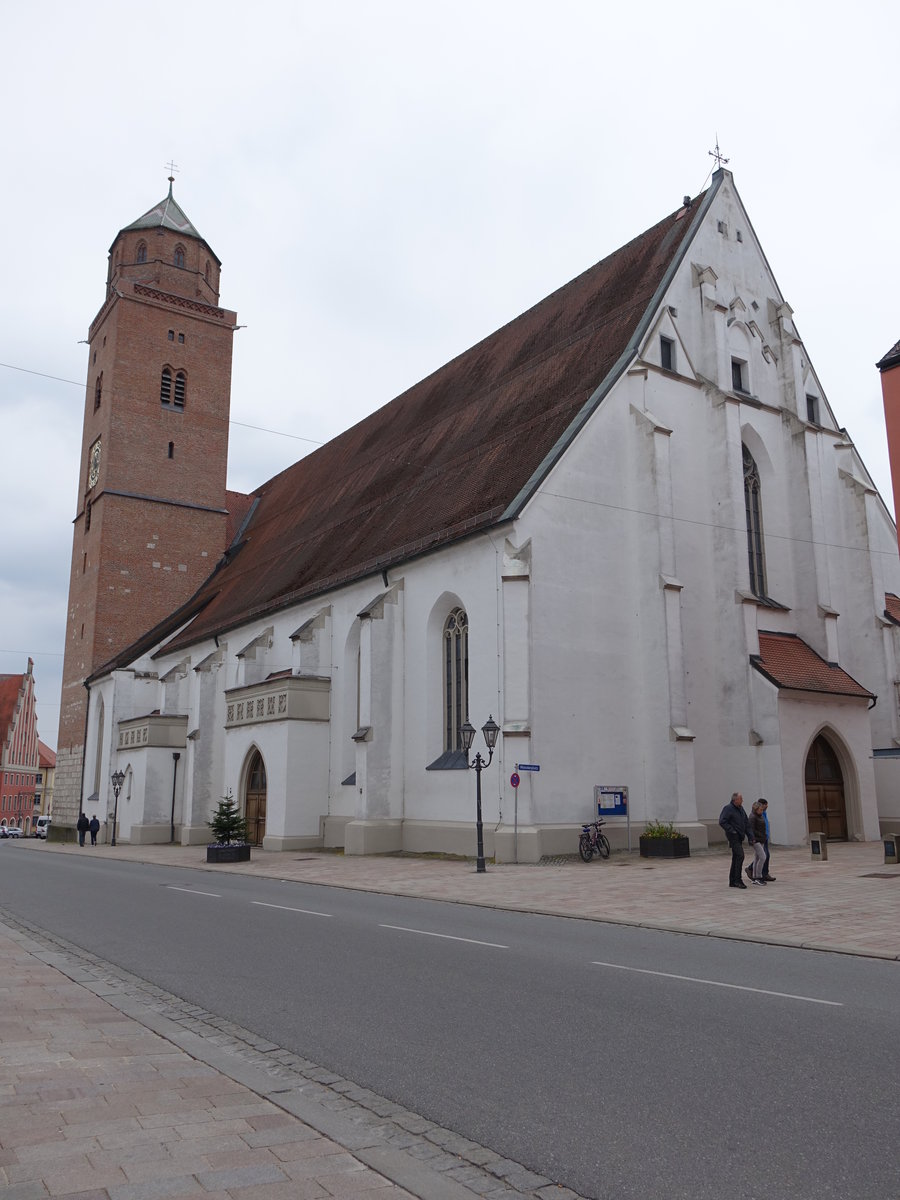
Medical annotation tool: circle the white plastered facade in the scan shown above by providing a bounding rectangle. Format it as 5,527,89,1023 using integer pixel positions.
81,174,900,856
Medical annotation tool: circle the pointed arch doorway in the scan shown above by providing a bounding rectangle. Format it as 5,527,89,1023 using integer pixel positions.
805,735,847,840
244,750,267,846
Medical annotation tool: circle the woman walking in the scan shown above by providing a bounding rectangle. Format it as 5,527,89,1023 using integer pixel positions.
749,801,768,885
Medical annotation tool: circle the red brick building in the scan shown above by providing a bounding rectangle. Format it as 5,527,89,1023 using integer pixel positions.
1,659,40,833
54,181,239,831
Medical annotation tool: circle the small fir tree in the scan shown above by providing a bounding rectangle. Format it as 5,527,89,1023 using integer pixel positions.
208,791,249,845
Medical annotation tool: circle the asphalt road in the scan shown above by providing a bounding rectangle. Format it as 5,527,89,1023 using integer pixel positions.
1,848,898,1199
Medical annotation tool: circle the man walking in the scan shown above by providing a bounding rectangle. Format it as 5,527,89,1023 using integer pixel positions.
76,812,89,847
89,815,100,846
719,791,749,889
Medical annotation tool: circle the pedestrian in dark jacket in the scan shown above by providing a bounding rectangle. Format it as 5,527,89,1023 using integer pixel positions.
746,798,776,882
89,816,100,846
718,792,749,888
748,802,768,884
76,812,89,847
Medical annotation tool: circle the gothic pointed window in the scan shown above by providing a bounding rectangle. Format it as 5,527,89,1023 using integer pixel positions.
136,242,147,264
743,445,767,597
94,373,102,411
174,245,186,268
173,371,186,408
160,367,172,404
443,608,469,752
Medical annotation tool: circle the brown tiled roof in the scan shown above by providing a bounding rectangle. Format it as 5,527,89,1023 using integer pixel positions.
0,674,24,742
751,632,873,699
109,179,722,665
38,740,56,768
884,593,900,626
225,489,256,548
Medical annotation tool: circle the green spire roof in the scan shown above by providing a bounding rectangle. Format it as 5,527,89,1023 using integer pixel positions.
121,178,204,241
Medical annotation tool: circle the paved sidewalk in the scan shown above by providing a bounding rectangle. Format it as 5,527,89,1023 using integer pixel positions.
3,839,899,1200
14,836,900,960
0,924,421,1200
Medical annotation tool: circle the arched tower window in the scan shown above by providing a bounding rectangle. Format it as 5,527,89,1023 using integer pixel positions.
94,373,102,411
205,259,211,283
743,445,767,597
173,371,186,408
160,367,172,404
443,608,469,752
173,245,186,268
136,242,147,264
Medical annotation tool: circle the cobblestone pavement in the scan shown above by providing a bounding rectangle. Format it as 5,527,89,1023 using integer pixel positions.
0,911,583,1200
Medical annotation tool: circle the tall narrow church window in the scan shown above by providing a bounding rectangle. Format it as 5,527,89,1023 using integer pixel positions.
174,245,186,268
94,373,102,411
160,367,172,404
92,697,105,799
443,608,469,752
84,500,92,532
173,371,186,408
136,242,147,264
743,445,767,597
732,357,748,394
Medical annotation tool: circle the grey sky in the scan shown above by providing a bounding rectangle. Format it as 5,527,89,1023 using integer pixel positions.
2,0,898,748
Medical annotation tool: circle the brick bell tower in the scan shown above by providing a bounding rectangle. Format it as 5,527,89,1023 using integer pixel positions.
54,179,238,832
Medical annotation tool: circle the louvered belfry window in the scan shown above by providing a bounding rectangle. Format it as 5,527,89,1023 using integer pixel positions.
173,372,186,408
160,368,172,404
444,608,469,751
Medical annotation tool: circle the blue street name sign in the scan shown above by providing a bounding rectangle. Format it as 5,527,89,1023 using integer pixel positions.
517,763,540,772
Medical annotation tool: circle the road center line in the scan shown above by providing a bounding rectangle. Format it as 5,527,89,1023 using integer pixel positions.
591,960,842,1006
165,886,221,898
379,924,507,948
252,901,332,917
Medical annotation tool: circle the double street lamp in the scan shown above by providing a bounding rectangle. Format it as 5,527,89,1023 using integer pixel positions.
110,770,125,847
460,714,500,873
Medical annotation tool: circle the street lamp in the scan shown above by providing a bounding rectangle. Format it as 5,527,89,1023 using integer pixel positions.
110,770,125,847
460,714,501,873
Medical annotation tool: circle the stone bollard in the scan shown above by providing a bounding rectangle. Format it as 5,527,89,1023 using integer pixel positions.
810,832,828,861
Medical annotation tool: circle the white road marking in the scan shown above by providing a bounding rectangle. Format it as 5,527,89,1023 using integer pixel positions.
252,901,332,917
166,886,221,898
591,960,842,1006
380,923,507,948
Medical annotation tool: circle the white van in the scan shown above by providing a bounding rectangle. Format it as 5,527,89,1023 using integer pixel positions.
34,816,52,839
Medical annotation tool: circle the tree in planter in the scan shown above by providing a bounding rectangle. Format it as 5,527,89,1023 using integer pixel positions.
208,791,249,846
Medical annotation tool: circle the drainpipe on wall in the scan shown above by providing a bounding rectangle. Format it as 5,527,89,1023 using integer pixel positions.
170,752,181,844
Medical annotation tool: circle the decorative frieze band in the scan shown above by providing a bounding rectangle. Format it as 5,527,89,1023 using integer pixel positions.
225,674,330,728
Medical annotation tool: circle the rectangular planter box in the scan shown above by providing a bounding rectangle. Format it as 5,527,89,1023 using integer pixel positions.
639,835,690,859
207,844,251,864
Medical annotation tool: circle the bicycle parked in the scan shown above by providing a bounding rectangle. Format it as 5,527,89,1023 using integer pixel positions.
578,818,610,861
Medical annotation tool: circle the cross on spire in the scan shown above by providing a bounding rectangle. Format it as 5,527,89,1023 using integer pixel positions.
166,159,180,181
708,136,729,170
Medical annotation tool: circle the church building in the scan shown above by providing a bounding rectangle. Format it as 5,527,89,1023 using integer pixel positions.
60,169,900,856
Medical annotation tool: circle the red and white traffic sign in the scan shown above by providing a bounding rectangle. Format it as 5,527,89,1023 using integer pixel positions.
510,772,520,789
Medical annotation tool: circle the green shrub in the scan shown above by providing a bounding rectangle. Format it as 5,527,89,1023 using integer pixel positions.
641,819,681,839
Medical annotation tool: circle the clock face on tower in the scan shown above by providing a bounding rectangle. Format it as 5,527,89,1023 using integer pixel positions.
88,438,102,489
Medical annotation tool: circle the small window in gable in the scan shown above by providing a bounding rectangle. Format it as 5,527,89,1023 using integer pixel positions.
732,358,748,394
136,242,147,264
660,336,675,372
174,246,186,268
160,367,172,404
806,394,820,425
173,371,186,408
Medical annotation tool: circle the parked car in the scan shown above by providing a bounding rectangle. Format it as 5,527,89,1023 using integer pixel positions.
34,816,52,839
0,825,22,838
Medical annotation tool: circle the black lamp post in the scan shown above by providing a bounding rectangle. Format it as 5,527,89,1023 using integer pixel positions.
460,714,500,873
110,769,125,847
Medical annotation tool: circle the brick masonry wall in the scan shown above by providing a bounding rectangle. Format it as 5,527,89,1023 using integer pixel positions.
55,215,236,827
